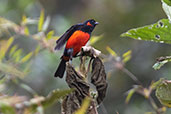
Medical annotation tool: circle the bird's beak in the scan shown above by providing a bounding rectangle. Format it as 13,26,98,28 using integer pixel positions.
95,22,99,25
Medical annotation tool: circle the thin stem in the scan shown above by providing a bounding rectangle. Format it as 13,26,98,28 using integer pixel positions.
121,67,142,85
0,74,5,80
149,96,160,114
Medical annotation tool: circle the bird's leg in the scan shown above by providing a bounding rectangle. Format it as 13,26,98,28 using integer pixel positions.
67,48,73,64
74,52,83,58
74,54,81,58
79,56,83,70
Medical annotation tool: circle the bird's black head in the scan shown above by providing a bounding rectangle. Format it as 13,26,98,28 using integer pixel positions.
82,19,98,33
84,19,99,27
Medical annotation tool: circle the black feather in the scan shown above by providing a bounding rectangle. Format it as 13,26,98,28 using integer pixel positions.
54,59,66,78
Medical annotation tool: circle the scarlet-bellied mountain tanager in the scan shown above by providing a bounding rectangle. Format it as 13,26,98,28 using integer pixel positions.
54,19,98,78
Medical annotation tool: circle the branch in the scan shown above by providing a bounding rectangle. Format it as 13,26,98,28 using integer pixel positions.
61,46,108,114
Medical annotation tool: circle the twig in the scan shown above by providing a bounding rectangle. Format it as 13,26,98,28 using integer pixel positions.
0,74,5,80
149,96,160,114
121,67,142,85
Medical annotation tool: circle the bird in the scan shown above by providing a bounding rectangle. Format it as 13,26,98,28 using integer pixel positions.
54,19,99,78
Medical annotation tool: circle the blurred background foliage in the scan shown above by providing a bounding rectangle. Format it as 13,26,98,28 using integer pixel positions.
0,0,171,114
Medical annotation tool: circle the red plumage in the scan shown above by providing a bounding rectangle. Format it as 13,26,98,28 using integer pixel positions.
65,30,90,56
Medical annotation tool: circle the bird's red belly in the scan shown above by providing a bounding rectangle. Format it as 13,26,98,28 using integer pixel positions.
65,30,90,56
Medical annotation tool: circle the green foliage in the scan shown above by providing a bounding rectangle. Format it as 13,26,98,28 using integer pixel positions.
106,46,132,64
74,97,91,114
0,37,14,61
0,62,25,77
21,15,37,26
0,104,16,114
20,52,33,63
42,89,73,108
0,18,19,36
26,89,73,113
0,10,73,114
12,49,22,63
38,9,45,32
156,80,171,108
125,88,136,104
0,37,35,78
121,1,171,111
153,56,171,70
20,83,38,95
151,78,165,89
0,89,73,114
162,0,171,22
121,19,171,44
163,0,171,6
122,50,132,63
153,60,168,70
121,0,171,44
0,95,26,114
46,30,55,40
106,46,117,57
1,0,170,113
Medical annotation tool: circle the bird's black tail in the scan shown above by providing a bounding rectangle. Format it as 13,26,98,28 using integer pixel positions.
54,59,66,78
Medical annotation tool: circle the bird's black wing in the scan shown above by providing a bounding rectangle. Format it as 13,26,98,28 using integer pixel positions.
54,23,83,50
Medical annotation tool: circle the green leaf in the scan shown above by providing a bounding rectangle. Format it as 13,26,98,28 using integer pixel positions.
46,30,54,40
0,95,26,114
0,75,5,84
23,62,31,74
150,78,165,90
42,89,73,107
125,88,136,104
21,15,27,26
0,37,14,61
20,52,33,63
12,49,22,63
106,46,118,57
0,103,16,114
122,50,132,63
162,0,171,21
27,89,73,113
34,45,41,55
121,19,171,44
163,0,171,6
156,80,171,107
0,62,25,77
20,83,37,96
0,75,5,92
9,45,18,57
38,9,45,32
153,60,168,70
75,97,91,114
153,56,171,70
24,27,30,35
